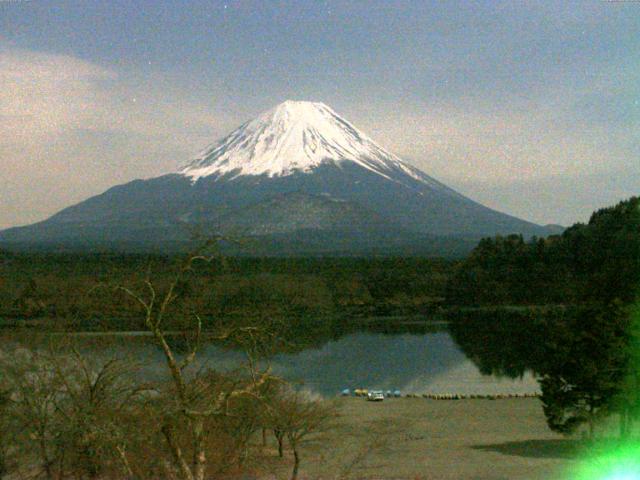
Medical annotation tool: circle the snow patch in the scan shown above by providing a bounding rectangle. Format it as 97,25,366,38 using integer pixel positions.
179,100,446,192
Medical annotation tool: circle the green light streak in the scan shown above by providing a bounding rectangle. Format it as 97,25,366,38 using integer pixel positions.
569,302,640,480
570,442,640,480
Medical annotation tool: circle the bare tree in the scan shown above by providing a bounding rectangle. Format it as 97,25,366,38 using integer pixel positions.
264,386,336,480
0,241,286,480
51,349,151,480
0,347,63,480
114,242,276,480
0,380,10,478
0,343,154,480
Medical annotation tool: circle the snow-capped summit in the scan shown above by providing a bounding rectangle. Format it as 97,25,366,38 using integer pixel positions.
180,100,428,185
0,100,560,254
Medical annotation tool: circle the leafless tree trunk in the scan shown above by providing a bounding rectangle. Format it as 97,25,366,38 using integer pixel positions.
38,430,54,480
116,243,275,480
264,386,335,480
291,444,300,480
162,424,195,480
115,444,137,480
192,418,206,480
274,429,285,457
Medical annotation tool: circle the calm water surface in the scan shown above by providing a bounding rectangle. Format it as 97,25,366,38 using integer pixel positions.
67,329,539,397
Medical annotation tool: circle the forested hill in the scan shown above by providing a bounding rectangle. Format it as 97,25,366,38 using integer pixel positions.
446,196,640,307
0,255,454,331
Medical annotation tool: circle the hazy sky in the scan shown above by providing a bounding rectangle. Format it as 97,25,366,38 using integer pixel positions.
1,0,638,229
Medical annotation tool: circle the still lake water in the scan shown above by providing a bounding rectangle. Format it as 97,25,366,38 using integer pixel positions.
70,327,540,397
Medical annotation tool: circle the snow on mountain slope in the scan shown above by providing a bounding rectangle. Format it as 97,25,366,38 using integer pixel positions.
180,100,443,190
0,99,558,254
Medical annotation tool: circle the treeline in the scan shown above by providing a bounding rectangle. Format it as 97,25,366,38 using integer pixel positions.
446,196,640,306
0,254,454,332
450,303,638,437
449,196,640,437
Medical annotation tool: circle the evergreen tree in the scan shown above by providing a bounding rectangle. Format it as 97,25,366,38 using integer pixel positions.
445,196,640,307
615,301,640,438
539,305,629,437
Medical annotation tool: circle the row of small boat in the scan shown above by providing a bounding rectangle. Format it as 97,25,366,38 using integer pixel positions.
340,389,540,400
342,388,401,397
407,393,540,400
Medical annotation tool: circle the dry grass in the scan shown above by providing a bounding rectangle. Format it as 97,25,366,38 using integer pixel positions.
264,397,580,480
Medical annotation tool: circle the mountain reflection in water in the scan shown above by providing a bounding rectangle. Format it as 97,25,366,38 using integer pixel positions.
62,325,539,397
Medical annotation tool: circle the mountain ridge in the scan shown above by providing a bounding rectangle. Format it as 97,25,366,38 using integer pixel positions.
0,101,561,256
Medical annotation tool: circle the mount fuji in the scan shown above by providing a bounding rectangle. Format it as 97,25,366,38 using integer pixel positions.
0,101,560,255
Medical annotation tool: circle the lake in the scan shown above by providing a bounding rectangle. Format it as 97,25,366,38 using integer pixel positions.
50,326,540,397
